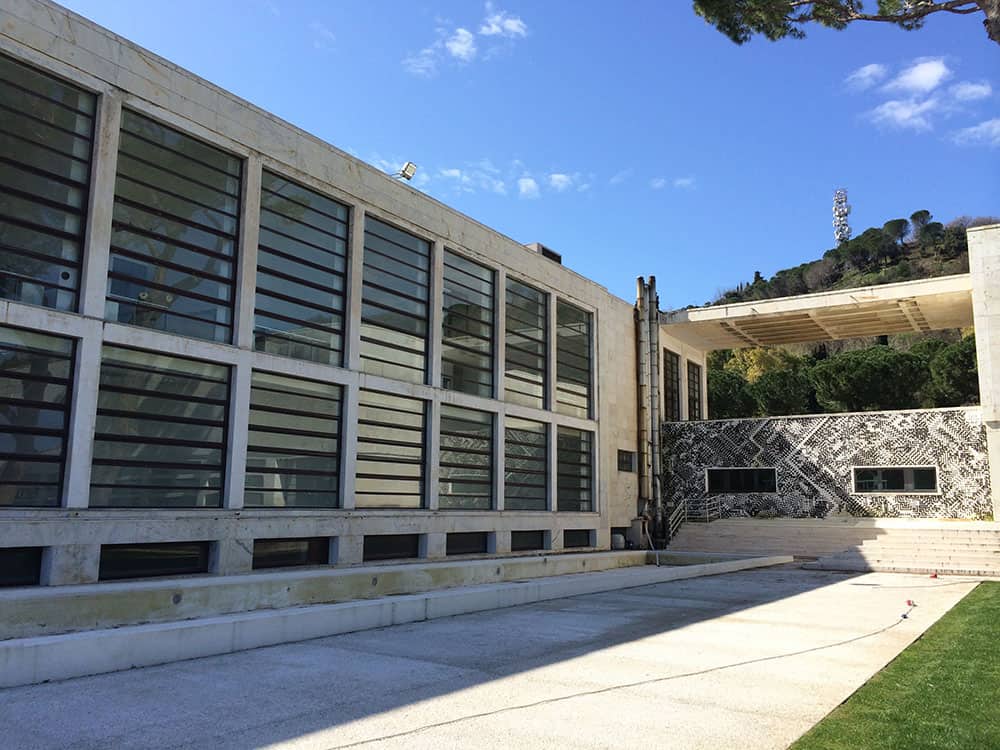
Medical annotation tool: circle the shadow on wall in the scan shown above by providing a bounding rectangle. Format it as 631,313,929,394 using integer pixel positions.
661,408,992,520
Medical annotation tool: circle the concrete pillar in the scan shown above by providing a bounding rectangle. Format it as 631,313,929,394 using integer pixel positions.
234,154,262,350
213,538,253,576
345,206,366,371
223,356,252,510
422,532,447,559
339,384,360,510
494,529,511,555
335,534,364,566
42,544,100,586
426,399,440,510
968,224,1000,520
428,240,444,388
63,327,102,508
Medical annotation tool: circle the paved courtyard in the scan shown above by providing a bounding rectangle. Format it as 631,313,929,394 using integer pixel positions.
0,567,979,750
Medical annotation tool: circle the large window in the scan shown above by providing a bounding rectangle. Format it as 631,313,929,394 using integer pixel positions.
245,372,342,508
0,53,96,313
439,404,493,510
254,171,348,365
98,542,211,581
0,326,74,507
687,361,702,421
441,250,494,398
505,278,547,409
556,300,592,418
360,218,430,383
107,110,241,343
90,346,229,508
355,389,425,508
663,349,681,422
504,417,548,510
854,467,938,494
557,427,593,512
706,468,777,494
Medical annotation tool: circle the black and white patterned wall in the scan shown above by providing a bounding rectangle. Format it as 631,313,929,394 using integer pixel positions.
661,407,992,519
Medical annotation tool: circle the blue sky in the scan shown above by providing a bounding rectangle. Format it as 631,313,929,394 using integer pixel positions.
62,1,998,308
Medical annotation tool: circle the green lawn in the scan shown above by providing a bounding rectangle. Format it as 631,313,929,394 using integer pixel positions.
791,582,1000,750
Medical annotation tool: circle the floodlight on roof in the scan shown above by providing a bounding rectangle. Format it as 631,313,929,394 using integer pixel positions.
394,161,418,181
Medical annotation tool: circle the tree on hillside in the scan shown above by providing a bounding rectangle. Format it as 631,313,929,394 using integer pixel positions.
693,1,1000,46
708,368,756,418
810,346,928,411
750,363,815,415
928,335,980,405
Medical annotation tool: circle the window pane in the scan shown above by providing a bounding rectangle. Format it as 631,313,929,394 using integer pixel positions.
253,171,348,366
853,467,938,494
505,279,547,409
356,389,425,508
663,349,681,422
98,542,211,581
439,404,493,510
556,300,592,418
0,547,43,587
245,371,342,509
504,417,547,510
442,250,494,397
706,468,777,494
0,54,96,313
252,537,329,569
557,427,593,512
107,110,241,343
91,346,229,508
687,361,702,421
360,218,430,383
0,325,74,507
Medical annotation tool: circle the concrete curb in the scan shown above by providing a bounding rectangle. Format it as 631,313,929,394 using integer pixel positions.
0,555,791,689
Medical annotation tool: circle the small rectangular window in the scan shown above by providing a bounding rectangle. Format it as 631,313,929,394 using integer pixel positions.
362,534,421,562
853,467,938,494
0,53,96,313
563,529,593,548
439,404,493,510
0,547,43,587
706,468,777,494
98,541,211,581
511,530,546,552
252,537,329,570
617,450,636,472
446,532,489,556
687,361,702,421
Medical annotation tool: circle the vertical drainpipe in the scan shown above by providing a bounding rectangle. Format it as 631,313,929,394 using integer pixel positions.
648,276,663,540
636,277,651,519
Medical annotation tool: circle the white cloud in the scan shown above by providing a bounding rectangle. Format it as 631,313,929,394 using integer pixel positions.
673,176,695,189
403,46,438,76
950,81,993,101
649,177,667,190
548,173,573,191
310,22,336,50
445,28,477,61
952,118,1000,147
609,169,633,185
883,57,951,94
479,5,527,38
263,0,280,17
869,97,940,131
845,63,888,91
518,176,540,199
439,164,506,195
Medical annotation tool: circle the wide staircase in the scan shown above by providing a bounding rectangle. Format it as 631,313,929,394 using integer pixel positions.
668,518,1000,576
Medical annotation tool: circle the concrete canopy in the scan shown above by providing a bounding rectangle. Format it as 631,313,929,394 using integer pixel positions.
660,274,974,350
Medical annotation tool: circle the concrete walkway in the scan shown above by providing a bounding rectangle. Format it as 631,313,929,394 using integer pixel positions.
0,567,979,750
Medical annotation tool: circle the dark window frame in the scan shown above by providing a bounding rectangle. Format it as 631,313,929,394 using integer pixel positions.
663,349,681,422
504,416,548,511
98,541,212,581
555,299,593,419
251,537,330,570
441,249,495,398
687,361,703,421
705,467,777,494
852,466,939,494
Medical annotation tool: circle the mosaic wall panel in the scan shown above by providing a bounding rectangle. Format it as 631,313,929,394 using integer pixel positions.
661,408,991,519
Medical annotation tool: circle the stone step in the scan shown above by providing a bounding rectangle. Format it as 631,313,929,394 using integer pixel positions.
803,560,1000,576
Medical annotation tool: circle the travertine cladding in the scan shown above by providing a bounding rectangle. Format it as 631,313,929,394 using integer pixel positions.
662,407,992,519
